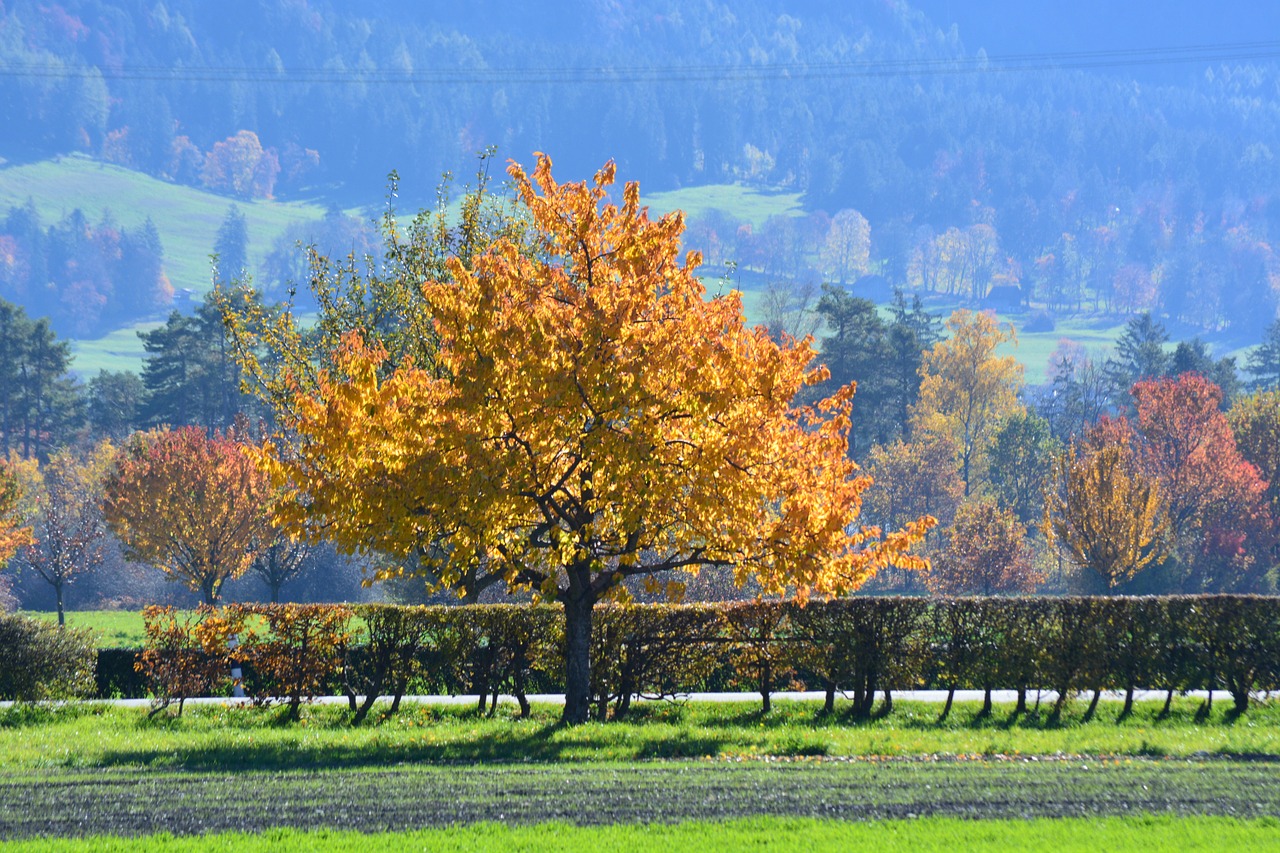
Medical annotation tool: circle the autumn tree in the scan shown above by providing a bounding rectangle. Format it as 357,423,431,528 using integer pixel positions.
10,442,113,625
242,154,931,723
0,459,32,610
1044,429,1169,591
819,209,870,285
201,130,280,199
864,434,964,536
1229,389,1280,524
103,426,271,604
910,309,1024,494
1130,374,1273,591
928,498,1040,595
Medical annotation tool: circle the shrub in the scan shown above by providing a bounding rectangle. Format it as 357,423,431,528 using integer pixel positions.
0,613,96,701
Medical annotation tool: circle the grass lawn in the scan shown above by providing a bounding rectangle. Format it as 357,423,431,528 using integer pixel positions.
1,816,1275,851
3,698,1279,771
21,610,148,647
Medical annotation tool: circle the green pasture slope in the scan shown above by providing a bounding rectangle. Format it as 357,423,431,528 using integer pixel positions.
646,183,806,229
0,155,330,373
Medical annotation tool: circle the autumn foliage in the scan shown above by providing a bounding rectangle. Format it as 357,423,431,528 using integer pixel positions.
928,499,1040,595
0,460,31,569
250,154,931,721
103,426,271,604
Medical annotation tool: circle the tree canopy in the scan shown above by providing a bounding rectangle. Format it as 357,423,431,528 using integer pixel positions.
245,154,931,722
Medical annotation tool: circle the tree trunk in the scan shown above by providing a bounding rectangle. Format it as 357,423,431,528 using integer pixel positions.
939,687,955,722
823,681,836,715
1084,689,1101,721
1015,687,1027,715
760,659,773,714
55,583,65,627
1121,686,1134,719
981,687,992,717
562,590,594,724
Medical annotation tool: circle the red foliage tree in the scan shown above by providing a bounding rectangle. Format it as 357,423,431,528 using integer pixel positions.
1129,374,1273,591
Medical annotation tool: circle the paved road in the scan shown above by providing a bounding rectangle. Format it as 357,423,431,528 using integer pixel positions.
3,688,1249,710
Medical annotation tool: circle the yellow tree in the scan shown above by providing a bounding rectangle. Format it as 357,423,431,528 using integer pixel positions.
1044,439,1169,590
910,309,1024,494
255,154,932,722
1228,389,1280,522
0,458,32,610
103,426,271,604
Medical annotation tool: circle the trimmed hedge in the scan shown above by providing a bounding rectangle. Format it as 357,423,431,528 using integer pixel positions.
91,596,1280,717
0,614,96,701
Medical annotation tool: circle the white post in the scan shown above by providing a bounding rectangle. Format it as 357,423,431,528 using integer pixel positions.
228,634,245,699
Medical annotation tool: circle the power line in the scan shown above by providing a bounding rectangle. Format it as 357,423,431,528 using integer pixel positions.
2,41,1280,86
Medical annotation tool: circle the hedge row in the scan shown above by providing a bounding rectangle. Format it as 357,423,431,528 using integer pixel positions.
8,597,1280,719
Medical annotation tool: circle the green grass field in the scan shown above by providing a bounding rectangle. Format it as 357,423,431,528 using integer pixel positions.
646,183,806,230
21,610,148,646
3,698,1278,771
1,816,1274,852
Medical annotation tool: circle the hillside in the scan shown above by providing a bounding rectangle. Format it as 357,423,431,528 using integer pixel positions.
0,153,328,298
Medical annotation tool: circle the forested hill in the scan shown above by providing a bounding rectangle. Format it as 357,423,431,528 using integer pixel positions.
4,0,1280,339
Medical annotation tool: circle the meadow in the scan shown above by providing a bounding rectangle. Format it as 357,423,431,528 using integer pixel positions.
3,698,1279,770
6,617,1280,844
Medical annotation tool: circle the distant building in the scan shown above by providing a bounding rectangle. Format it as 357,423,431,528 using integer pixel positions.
983,284,1023,311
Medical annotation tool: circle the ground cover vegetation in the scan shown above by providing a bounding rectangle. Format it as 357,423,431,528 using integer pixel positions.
1,817,1276,853
0,750,1278,837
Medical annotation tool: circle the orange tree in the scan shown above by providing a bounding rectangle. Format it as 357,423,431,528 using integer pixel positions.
246,154,931,722
103,426,271,604
0,458,32,609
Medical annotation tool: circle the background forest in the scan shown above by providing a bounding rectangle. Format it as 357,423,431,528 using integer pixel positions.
2,0,1280,610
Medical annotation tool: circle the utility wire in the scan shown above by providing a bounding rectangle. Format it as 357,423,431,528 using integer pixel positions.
2,40,1279,85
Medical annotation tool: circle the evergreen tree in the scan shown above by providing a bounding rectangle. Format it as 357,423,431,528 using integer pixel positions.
1246,319,1280,390
213,205,249,285
1104,313,1170,406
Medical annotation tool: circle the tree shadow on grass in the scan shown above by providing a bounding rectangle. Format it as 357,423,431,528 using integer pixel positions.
97,715,737,771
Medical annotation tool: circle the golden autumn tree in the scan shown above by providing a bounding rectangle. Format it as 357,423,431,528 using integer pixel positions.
0,458,33,611
103,426,272,604
1044,428,1169,591
909,309,1024,495
1230,388,1280,523
249,154,932,723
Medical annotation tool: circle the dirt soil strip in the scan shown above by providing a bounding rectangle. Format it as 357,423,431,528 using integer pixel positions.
1,759,1278,839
